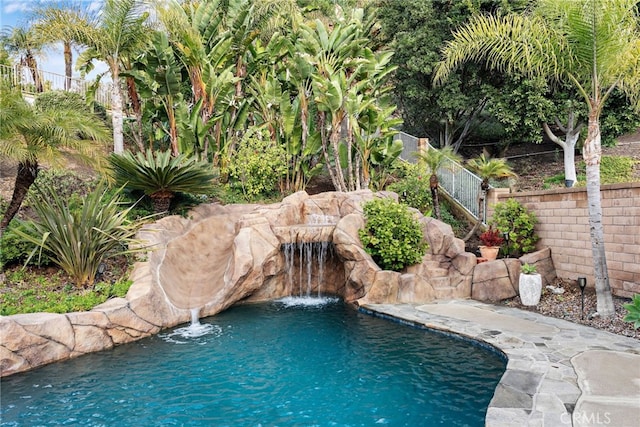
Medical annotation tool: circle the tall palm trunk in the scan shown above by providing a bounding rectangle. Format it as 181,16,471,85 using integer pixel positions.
126,75,145,152
110,65,125,154
583,107,614,316
64,42,72,91
430,174,441,219
0,160,39,236
23,55,43,93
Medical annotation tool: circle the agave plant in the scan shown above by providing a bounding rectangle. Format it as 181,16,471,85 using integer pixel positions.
108,150,216,213
14,183,141,287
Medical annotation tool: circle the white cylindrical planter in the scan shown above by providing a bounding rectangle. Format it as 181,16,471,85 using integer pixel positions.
519,273,542,306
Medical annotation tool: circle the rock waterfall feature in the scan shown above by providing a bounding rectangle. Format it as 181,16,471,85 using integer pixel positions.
1,190,480,376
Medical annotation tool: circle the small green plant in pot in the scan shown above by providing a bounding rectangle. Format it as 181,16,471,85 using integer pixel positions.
519,263,542,306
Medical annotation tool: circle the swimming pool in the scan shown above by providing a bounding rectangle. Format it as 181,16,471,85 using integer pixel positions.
0,299,506,426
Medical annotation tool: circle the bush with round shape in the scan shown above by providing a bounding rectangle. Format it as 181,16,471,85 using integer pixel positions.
490,198,538,257
358,197,428,271
387,163,433,214
225,129,288,201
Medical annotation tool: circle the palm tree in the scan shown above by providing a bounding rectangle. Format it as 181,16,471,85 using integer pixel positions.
71,0,149,154
414,146,462,220
32,6,90,91
464,153,517,241
434,0,640,316
107,150,216,213
467,153,516,197
1,26,45,92
0,85,110,239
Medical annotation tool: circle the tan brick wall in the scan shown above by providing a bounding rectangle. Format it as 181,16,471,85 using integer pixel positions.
486,182,640,298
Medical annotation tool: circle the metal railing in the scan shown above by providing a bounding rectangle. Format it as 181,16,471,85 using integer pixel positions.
394,130,486,221
0,64,111,108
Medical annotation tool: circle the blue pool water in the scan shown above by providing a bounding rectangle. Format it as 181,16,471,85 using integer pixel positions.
0,299,506,426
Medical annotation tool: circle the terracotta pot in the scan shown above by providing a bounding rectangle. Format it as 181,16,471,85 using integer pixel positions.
519,273,542,306
479,245,500,261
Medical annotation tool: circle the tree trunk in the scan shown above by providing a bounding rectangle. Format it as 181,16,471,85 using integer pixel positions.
126,75,145,152
430,174,440,220
110,66,125,154
151,191,173,214
562,134,578,186
543,112,582,187
583,108,614,317
24,55,43,93
0,161,39,236
166,95,179,156
64,42,72,91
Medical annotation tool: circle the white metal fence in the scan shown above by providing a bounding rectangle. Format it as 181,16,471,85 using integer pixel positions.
0,64,111,108
394,131,486,221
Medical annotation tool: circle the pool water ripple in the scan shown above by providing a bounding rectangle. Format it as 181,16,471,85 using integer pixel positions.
1,300,505,426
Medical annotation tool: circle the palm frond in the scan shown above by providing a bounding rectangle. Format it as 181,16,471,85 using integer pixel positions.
434,13,564,86
108,149,216,196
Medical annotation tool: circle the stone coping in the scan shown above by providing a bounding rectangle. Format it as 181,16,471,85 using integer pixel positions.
360,300,640,427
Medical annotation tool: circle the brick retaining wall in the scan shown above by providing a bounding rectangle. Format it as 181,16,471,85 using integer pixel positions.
486,182,640,298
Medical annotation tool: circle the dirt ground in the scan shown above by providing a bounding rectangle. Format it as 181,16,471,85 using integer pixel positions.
505,131,640,191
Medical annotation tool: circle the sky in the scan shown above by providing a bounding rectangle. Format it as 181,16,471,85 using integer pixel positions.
0,0,109,81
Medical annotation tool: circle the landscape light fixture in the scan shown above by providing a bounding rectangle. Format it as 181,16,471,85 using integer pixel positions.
502,231,510,258
577,277,587,320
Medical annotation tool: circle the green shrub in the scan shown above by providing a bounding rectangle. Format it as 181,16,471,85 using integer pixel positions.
0,270,133,316
225,129,288,201
24,169,96,210
544,155,638,188
0,220,53,268
35,90,85,111
14,183,142,287
439,201,466,237
358,198,427,271
623,294,640,329
490,198,539,257
387,163,433,213
599,156,638,184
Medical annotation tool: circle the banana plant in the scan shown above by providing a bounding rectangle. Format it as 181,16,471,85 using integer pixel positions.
125,31,184,156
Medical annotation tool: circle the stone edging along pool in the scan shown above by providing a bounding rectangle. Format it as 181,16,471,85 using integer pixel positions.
361,301,640,427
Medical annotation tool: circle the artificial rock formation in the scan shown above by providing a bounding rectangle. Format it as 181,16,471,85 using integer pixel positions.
471,248,556,302
0,190,552,376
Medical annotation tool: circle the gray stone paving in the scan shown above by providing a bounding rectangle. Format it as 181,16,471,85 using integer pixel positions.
361,300,640,427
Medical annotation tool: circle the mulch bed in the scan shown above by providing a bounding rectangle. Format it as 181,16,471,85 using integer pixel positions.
502,278,639,340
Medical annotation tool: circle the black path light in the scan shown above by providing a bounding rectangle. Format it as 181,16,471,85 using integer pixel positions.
502,231,510,258
577,277,587,320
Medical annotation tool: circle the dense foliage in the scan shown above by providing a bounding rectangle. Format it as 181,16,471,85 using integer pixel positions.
226,129,288,200
376,0,529,150
387,163,433,214
0,268,132,316
0,220,53,267
358,197,427,271
489,199,538,257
